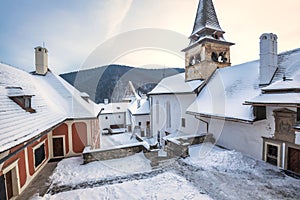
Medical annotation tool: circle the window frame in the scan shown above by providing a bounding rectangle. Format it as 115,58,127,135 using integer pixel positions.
33,142,46,169
264,142,281,167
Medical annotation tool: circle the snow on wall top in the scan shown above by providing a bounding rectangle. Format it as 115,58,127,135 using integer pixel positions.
187,48,300,121
148,73,203,95
0,63,100,152
128,98,150,115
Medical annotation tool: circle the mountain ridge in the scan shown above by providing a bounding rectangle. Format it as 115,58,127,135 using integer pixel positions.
60,65,184,104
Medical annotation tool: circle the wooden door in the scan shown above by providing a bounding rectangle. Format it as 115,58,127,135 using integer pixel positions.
288,147,300,174
53,137,64,157
5,171,13,199
0,175,6,200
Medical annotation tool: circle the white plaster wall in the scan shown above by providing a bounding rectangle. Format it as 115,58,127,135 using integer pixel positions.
99,113,126,131
131,114,150,135
150,93,206,137
208,106,297,160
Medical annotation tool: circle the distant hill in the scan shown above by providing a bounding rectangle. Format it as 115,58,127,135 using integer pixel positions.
60,65,184,104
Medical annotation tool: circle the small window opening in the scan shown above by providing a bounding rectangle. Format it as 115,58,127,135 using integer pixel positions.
254,106,266,121
297,107,300,121
181,118,186,128
266,144,278,166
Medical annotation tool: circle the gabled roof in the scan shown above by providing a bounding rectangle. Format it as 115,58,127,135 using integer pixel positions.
191,0,223,36
99,102,129,114
148,73,204,95
187,48,300,122
128,98,150,115
0,63,100,152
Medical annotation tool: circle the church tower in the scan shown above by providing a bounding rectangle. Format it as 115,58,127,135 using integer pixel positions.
183,0,234,81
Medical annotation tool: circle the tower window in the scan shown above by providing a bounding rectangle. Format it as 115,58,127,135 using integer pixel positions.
211,52,218,62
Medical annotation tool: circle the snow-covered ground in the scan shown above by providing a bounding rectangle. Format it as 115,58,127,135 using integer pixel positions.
38,172,210,200
50,152,151,186
32,142,300,200
181,143,300,199
100,132,139,148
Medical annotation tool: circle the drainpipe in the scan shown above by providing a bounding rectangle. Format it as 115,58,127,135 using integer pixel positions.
195,115,209,134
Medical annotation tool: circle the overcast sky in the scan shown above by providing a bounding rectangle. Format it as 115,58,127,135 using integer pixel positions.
0,0,299,74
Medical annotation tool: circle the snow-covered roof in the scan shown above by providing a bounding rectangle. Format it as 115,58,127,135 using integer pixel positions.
128,98,150,115
246,49,300,105
246,93,300,105
187,48,300,122
187,61,260,122
148,73,203,95
0,63,100,152
262,70,300,92
99,102,129,114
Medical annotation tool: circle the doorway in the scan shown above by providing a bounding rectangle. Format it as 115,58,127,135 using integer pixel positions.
0,175,6,200
52,137,64,157
288,147,300,174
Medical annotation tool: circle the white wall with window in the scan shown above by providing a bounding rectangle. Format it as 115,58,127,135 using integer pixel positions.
150,93,206,138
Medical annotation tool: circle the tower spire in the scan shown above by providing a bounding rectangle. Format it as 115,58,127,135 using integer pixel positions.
191,0,223,37
183,0,234,81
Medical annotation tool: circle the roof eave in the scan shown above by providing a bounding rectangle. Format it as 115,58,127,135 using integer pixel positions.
186,111,254,124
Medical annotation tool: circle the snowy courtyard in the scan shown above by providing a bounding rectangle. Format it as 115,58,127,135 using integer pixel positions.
32,143,300,200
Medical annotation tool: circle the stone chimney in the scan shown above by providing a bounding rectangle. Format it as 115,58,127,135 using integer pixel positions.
259,33,278,85
35,46,48,75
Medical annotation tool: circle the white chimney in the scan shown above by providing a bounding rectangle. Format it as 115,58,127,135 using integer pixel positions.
35,46,48,75
259,33,278,85
104,98,109,105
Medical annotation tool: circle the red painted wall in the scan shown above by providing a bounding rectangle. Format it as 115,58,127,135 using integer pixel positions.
72,122,87,153
52,123,69,154
28,137,49,176
2,144,27,188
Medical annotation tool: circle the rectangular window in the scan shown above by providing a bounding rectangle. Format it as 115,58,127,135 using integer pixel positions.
266,144,278,166
297,107,300,121
254,106,266,121
166,101,171,128
34,143,45,168
156,101,159,124
138,122,142,126
181,118,186,128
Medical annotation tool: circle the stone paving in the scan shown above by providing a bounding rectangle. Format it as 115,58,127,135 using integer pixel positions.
16,161,57,200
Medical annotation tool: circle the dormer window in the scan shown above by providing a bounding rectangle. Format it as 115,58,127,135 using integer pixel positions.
6,86,36,113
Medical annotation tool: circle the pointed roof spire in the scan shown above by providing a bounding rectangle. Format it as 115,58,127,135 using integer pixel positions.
191,0,223,37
